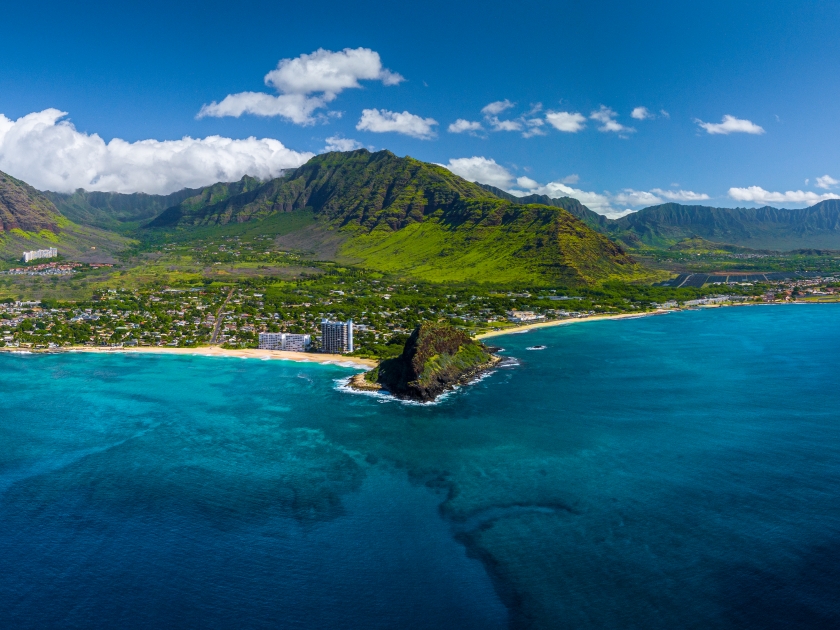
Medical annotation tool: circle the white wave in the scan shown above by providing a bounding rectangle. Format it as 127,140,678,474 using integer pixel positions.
333,376,454,406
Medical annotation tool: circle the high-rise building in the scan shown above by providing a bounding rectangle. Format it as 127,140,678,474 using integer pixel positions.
320,319,353,354
22,248,58,263
258,332,311,352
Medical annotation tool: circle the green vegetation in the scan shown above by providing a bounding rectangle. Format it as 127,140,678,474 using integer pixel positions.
368,322,496,401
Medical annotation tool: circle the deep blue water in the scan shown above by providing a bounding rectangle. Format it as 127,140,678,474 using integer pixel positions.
1,305,839,629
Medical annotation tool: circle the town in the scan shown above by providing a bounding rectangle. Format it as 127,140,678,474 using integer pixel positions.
2,245,838,356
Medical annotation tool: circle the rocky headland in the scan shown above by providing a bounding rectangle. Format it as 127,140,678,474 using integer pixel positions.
354,322,499,402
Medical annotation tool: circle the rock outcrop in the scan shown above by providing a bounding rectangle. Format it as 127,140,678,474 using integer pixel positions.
363,322,498,402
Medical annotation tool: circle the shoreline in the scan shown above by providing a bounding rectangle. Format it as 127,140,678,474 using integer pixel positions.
475,300,833,340
474,310,669,340
0,344,377,369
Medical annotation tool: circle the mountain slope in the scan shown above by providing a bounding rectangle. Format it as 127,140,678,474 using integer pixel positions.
473,186,840,251
145,150,644,285
476,183,610,231
0,171,60,233
149,150,491,229
45,186,216,231
0,170,132,262
610,201,840,249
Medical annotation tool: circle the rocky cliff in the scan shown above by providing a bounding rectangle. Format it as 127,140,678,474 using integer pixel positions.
364,322,498,402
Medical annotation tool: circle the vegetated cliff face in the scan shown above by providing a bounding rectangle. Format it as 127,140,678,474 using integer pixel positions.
369,322,497,402
0,170,61,233
143,150,643,285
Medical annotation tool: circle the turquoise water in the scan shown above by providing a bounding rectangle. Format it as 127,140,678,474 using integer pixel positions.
1,305,839,628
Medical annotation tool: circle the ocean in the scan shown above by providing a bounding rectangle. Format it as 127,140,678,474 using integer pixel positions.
1,305,839,629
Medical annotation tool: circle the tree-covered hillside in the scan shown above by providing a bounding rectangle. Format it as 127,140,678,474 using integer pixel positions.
0,170,132,262
143,150,646,284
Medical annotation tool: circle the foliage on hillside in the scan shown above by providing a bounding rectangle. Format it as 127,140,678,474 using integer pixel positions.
141,150,644,284
45,186,209,231
0,171,60,233
149,150,490,228
0,170,133,262
368,322,496,401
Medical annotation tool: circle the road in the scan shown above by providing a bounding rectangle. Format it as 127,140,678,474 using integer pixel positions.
210,288,234,345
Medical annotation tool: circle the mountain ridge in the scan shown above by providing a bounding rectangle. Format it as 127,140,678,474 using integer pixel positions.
141,150,643,284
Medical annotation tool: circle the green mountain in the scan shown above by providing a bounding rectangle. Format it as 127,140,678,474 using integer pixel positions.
476,183,610,232
610,201,840,250
477,186,840,251
0,170,132,263
143,150,643,285
45,186,212,231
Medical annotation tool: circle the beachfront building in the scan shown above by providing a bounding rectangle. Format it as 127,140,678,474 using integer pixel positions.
507,310,544,323
23,247,58,263
258,332,312,351
321,319,353,354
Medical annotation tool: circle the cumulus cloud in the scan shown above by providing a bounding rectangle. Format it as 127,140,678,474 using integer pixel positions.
441,156,712,218
522,118,547,138
441,156,515,188
0,109,313,194
481,100,515,116
323,135,363,152
728,186,840,205
447,119,484,135
816,174,839,190
631,107,654,120
198,47,404,125
590,106,635,134
650,188,710,202
356,108,437,139
695,115,764,135
475,100,546,137
516,176,540,189
545,111,586,133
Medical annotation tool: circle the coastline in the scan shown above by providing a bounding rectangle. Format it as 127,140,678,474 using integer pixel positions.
0,344,377,369
475,310,668,340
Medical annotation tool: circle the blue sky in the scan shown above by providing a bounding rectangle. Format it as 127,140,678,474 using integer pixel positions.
0,0,838,214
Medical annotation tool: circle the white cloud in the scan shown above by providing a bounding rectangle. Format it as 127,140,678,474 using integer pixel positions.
522,118,546,138
478,100,545,137
481,100,515,116
486,117,522,132
516,176,540,189
198,47,403,125
441,156,711,217
523,181,615,215
650,188,710,202
816,174,839,190
0,109,313,195
323,135,363,152
660,109,670,119
590,106,635,134
695,115,765,135
613,189,664,207
356,108,438,139
447,119,484,135
631,107,654,120
441,156,514,188
728,186,840,205
545,111,586,133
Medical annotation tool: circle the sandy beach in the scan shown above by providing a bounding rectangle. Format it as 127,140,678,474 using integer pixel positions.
475,310,669,340
2,344,377,369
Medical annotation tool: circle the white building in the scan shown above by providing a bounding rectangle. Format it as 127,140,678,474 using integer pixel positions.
258,332,312,352
23,247,58,263
507,310,544,323
321,319,353,354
